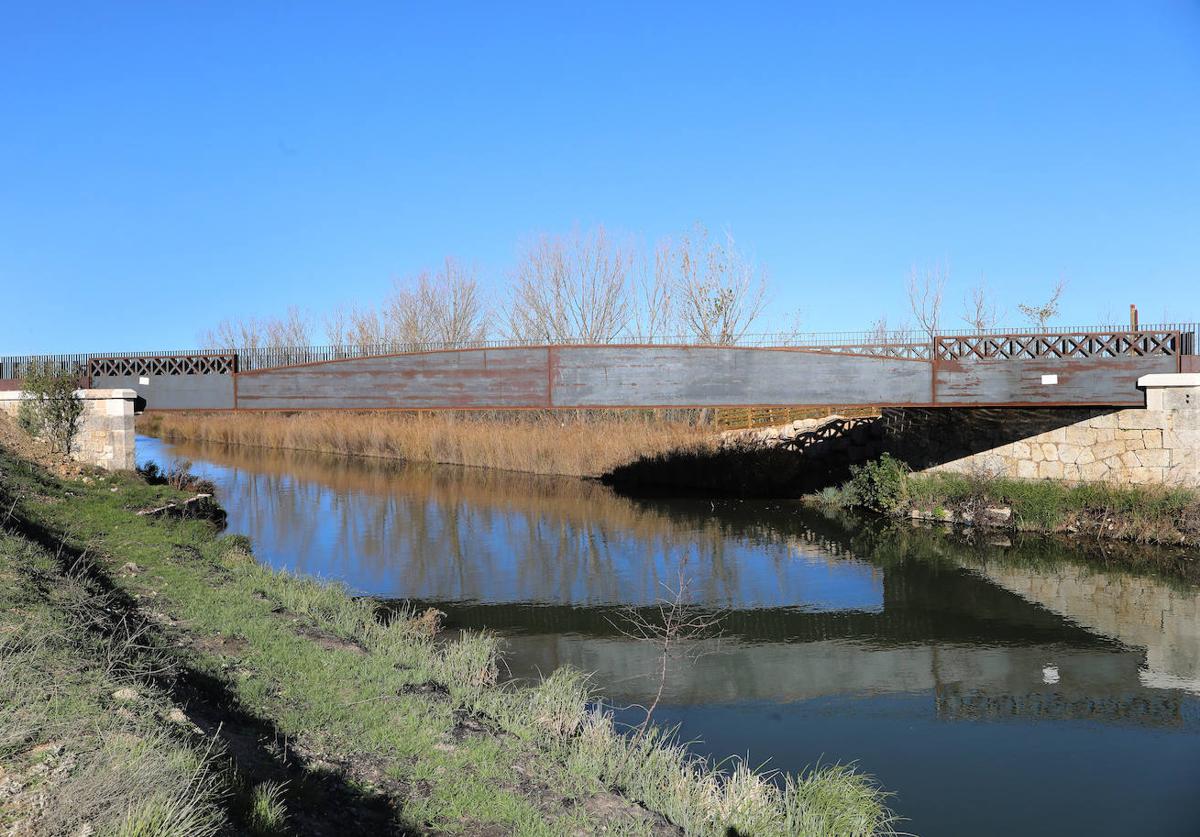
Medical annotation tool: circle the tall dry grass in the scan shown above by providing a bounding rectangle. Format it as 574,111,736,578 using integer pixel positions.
147,411,716,478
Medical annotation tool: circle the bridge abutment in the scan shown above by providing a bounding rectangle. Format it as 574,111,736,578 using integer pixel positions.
883,374,1200,487
0,389,136,471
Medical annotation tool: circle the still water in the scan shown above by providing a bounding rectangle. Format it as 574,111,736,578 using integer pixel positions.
138,436,1200,836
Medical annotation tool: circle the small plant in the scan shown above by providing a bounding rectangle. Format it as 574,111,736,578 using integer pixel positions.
246,780,289,836
217,534,254,556
136,460,164,482
817,485,849,508
138,458,216,494
845,454,910,513
17,361,84,454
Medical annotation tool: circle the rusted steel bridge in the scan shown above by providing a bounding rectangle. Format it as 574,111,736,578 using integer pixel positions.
2,325,1197,412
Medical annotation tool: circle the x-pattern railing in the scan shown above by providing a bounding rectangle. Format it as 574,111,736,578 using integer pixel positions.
935,329,1187,361
88,354,238,377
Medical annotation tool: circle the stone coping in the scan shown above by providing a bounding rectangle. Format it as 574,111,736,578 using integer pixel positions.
0,389,137,401
1137,373,1200,388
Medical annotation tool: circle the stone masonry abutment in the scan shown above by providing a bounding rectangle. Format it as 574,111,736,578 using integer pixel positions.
724,374,1200,489
0,389,136,471
881,374,1200,487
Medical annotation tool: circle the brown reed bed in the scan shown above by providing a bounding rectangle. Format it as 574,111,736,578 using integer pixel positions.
143,410,717,478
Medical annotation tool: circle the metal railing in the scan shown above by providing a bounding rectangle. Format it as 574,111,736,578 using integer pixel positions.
3,322,1196,379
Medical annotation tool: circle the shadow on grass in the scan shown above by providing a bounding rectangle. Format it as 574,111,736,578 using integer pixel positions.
5,508,419,837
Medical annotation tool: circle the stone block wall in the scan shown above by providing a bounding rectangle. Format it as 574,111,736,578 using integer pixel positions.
882,376,1200,488
0,389,136,470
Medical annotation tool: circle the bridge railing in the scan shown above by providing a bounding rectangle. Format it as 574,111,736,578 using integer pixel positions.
3,322,1197,379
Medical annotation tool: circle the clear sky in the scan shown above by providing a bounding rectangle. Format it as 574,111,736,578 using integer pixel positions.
2,1,1198,353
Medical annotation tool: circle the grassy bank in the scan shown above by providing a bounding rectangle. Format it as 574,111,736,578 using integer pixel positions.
817,454,1200,547
143,411,714,478
0,436,896,835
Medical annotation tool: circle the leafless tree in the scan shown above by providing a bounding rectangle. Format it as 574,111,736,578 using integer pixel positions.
961,278,1001,332
906,262,947,339
867,315,912,345
505,226,633,343
201,316,266,350
1017,277,1067,328
202,307,310,351
345,304,389,348
405,258,488,346
607,570,723,736
629,238,676,342
263,305,311,347
674,226,767,345
322,304,351,345
778,308,806,346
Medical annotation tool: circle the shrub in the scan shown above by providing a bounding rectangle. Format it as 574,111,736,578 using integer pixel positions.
845,454,910,513
138,458,216,494
18,361,84,454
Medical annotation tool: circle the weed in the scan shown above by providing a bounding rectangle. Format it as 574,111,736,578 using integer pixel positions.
845,454,910,513
246,780,289,835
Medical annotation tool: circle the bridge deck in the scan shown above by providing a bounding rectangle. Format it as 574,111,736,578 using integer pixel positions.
3,327,1196,412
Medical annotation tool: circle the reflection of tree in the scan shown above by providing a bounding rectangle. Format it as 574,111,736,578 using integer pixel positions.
163,438,872,608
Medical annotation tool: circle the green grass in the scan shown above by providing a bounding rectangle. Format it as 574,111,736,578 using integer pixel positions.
0,525,228,836
906,470,1198,537
0,443,898,836
817,454,1200,545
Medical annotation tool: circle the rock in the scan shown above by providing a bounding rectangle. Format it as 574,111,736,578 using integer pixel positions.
167,707,188,724
111,687,138,702
984,506,1012,522
120,562,142,575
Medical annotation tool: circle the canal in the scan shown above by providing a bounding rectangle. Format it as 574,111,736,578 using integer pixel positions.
138,435,1200,837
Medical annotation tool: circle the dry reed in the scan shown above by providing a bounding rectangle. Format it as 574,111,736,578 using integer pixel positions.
147,411,716,478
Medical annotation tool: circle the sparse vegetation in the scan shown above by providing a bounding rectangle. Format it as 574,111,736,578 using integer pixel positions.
817,456,1200,545
0,436,897,835
0,523,228,835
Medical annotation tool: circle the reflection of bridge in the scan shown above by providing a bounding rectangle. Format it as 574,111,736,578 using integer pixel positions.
153,435,1200,725
4,325,1196,410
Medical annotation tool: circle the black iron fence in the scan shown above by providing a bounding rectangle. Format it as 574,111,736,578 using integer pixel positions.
3,322,1197,380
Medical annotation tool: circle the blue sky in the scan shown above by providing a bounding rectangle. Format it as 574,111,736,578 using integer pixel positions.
2,1,1198,353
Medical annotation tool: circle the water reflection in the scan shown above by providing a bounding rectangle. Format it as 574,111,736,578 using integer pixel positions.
140,436,1200,837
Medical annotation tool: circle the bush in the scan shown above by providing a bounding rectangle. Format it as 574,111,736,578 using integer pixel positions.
845,454,910,513
18,361,84,454
137,458,216,494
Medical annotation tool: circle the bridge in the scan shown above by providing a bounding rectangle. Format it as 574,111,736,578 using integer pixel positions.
2,324,1197,412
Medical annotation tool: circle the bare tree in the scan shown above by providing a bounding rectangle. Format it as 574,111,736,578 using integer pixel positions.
961,277,1001,332
607,570,722,736
906,262,947,339
674,226,767,345
779,308,806,346
323,304,351,345
505,226,633,343
1017,278,1067,328
202,307,310,351
200,316,265,351
345,304,389,348
629,238,676,342
867,314,912,345
383,259,488,348
263,305,311,347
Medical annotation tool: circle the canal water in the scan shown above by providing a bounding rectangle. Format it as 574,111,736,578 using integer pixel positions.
138,436,1200,837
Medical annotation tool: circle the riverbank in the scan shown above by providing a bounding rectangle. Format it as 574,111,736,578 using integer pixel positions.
0,431,896,835
815,454,1200,550
143,411,714,478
